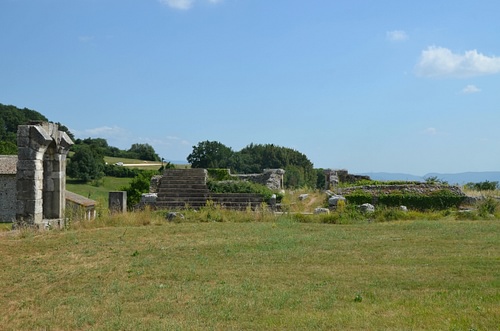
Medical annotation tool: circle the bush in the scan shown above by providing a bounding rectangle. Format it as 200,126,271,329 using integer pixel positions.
207,168,233,181
207,180,281,201
104,164,141,178
345,189,465,211
478,197,499,217
120,170,158,209
464,181,499,191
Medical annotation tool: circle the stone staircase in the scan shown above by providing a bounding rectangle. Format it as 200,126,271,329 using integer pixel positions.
155,168,265,210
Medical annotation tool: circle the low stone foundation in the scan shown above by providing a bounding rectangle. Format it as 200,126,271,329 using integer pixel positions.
339,183,465,196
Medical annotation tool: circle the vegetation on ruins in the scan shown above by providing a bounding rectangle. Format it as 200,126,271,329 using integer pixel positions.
120,170,162,209
207,180,280,202
188,140,317,188
344,189,465,210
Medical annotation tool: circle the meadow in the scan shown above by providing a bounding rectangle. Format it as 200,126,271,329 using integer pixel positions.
1,208,499,330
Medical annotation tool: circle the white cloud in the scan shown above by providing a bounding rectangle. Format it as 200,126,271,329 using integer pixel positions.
159,0,193,10
461,84,481,94
415,46,500,78
386,30,408,42
72,126,131,144
158,0,223,10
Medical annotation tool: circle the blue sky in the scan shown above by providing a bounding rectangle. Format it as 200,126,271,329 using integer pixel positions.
1,0,499,175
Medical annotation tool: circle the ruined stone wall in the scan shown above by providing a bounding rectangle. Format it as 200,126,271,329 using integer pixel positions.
0,175,16,222
339,184,465,196
324,169,371,189
233,169,285,190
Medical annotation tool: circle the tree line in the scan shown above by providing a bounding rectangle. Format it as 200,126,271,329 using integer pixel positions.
68,138,163,182
1,103,325,188
187,140,325,188
0,103,73,154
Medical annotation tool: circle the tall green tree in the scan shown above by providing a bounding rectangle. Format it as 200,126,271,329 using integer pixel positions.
66,145,105,182
187,141,234,169
128,143,160,161
187,141,317,188
236,143,316,188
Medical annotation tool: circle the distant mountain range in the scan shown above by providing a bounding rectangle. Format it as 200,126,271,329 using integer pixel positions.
357,172,500,185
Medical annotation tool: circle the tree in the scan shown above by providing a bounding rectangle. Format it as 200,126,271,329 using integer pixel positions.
0,140,17,154
127,143,160,161
66,145,105,182
237,143,316,188
0,103,49,155
187,141,234,169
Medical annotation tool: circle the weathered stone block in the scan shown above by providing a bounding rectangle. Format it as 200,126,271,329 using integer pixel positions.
29,125,52,146
16,159,39,171
109,191,127,213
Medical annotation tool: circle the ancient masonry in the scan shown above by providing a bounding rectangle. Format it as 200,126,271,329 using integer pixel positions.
16,122,73,228
0,156,18,222
154,168,269,210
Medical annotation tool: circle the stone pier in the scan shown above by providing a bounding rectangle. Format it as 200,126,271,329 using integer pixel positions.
15,122,73,228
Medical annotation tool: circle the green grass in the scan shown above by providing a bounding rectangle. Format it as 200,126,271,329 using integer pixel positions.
66,176,132,206
1,213,499,330
104,156,189,170
104,156,162,165
0,223,12,231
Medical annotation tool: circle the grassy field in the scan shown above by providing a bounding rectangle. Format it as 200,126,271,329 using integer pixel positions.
66,177,132,206
1,213,499,330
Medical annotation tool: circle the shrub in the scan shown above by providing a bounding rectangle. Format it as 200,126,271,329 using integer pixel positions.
477,197,499,217
345,191,373,205
207,180,281,201
345,189,465,211
104,164,141,178
207,168,233,181
464,181,499,191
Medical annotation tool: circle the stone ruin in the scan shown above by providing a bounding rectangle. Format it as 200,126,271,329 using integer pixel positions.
324,169,370,190
140,168,285,210
15,122,73,228
231,169,285,191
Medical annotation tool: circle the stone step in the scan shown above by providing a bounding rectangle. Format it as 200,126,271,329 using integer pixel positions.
163,169,207,176
158,184,209,190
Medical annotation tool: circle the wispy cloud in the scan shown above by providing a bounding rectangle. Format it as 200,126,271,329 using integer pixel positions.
138,136,191,148
159,0,193,10
461,84,481,94
386,30,408,42
79,126,129,138
422,127,438,136
73,126,191,160
415,46,500,78
158,0,223,10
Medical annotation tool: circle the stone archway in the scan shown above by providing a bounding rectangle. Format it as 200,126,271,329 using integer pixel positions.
16,122,73,228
